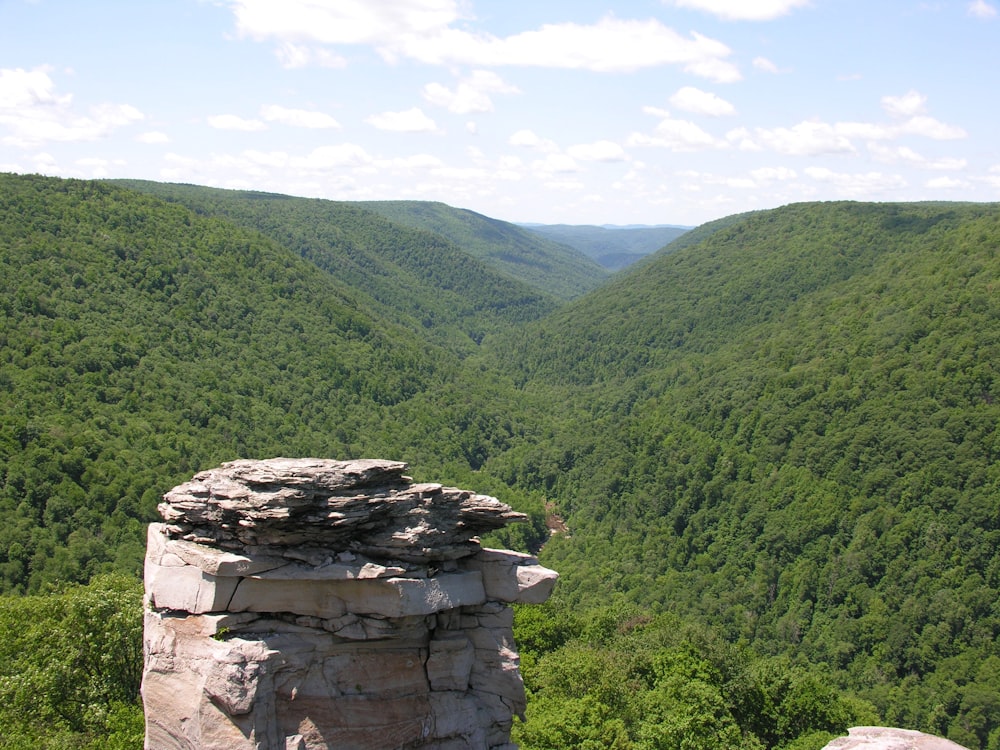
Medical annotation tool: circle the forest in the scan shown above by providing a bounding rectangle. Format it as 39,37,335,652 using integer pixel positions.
0,173,998,749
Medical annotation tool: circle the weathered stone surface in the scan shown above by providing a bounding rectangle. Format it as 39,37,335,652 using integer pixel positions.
143,458,557,750
158,458,527,561
823,727,971,750
466,548,559,604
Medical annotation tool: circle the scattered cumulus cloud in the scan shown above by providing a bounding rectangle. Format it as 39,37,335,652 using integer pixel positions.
967,0,998,18
207,114,267,131
422,70,520,114
669,86,736,116
868,143,967,170
532,153,580,174
227,2,741,81
882,90,927,118
0,67,144,147
804,166,907,195
260,104,341,129
750,166,797,182
508,129,559,152
366,107,440,133
629,106,728,151
665,0,812,21
292,143,372,169
136,131,170,144
752,56,780,73
566,140,629,162
274,42,348,69
752,121,857,156
900,115,966,139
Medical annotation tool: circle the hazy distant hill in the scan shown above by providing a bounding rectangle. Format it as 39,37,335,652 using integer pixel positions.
520,222,691,270
356,200,609,299
114,181,558,352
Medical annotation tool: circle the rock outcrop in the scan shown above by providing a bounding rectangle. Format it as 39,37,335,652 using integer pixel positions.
822,727,971,750
141,458,558,750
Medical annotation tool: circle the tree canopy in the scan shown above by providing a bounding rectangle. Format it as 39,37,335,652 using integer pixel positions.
2,175,999,748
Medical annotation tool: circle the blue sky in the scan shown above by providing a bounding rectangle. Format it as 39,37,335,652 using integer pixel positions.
1,0,998,226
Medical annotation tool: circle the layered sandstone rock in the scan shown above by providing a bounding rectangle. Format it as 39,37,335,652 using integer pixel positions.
142,458,558,750
822,727,971,750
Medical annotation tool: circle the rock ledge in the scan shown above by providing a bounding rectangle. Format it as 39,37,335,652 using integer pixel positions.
142,458,558,750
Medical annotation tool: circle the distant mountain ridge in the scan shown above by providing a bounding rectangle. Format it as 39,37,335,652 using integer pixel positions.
519,222,691,270
355,199,609,299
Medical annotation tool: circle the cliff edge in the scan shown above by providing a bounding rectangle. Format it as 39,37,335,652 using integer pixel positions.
141,458,558,750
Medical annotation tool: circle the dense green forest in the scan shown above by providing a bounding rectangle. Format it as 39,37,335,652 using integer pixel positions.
1,173,998,748
113,179,561,353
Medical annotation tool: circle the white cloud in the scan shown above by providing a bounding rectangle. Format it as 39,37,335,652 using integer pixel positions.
291,143,372,169
380,153,445,170
136,131,170,144
750,166,797,182
566,140,628,162
868,143,967,170
227,2,741,81
508,129,559,152
669,86,735,116
900,115,966,140
925,176,967,189
260,104,341,129
274,42,348,69
968,0,998,18
365,107,439,133
402,20,740,79
751,121,857,156
666,0,812,21
422,70,520,114
0,67,144,147
804,166,907,195
882,90,927,118
532,153,580,174
229,0,462,45
629,111,728,151
753,56,780,73
207,114,267,131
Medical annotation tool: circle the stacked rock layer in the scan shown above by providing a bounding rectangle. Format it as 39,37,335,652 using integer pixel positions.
142,458,558,750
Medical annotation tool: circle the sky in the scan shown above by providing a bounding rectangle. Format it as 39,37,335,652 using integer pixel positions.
1,0,999,227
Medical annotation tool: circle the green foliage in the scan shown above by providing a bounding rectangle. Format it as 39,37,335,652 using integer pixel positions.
491,200,1000,747
513,604,866,750
114,181,560,351
0,574,143,746
356,199,610,298
3,176,1000,747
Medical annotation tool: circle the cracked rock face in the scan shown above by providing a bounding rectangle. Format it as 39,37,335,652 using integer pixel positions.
142,458,558,750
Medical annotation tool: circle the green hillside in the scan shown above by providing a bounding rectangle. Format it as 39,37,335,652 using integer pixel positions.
113,181,557,352
356,199,609,299
3,177,1000,749
521,222,691,271
0,174,547,596
485,201,1000,749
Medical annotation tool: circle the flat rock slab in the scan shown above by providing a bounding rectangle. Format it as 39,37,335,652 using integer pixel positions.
824,727,971,750
158,457,527,561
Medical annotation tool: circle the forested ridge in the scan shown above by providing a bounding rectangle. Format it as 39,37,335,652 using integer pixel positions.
1,174,999,749
354,199,609,299
113,180,560,353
